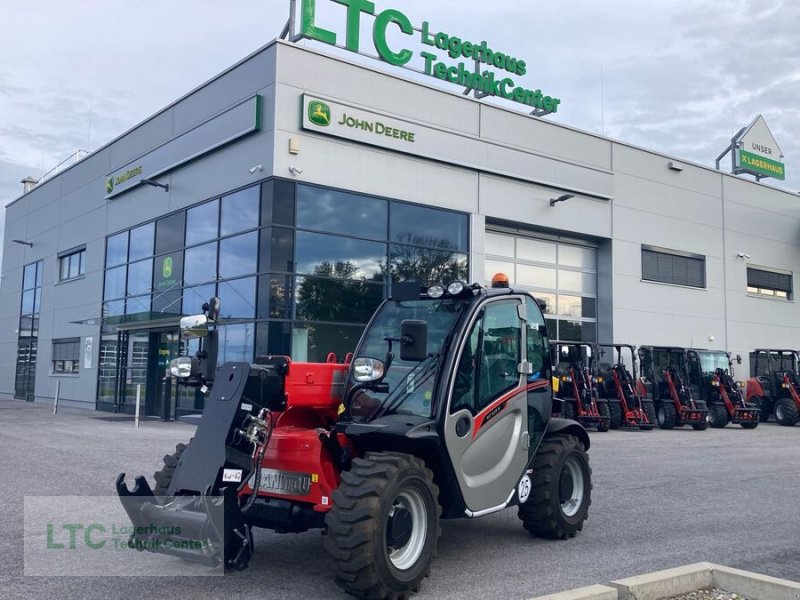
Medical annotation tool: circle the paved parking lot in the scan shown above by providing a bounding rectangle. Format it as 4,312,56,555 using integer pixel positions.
2,397,799,599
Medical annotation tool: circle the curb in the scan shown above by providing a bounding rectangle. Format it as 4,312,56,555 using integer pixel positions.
528,562,800,600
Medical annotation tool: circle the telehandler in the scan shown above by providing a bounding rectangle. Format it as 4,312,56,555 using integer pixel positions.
117,276,592,599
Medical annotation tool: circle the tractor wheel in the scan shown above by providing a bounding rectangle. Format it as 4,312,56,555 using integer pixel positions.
518,434,591,540
325,452,440,600
656,402,677,430
640,401,657,430
153,440,189,501
708,404,729,429
608,401,623,429
562,401,576,421
774,399,800,426
596,402,610,432
690,401,709,430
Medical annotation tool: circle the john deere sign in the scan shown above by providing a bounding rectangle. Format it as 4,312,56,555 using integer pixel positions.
733,115,785,181
298,0,561,114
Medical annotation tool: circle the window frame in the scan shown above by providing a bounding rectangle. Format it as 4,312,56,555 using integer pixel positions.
746,266,793,301
52,337,81,375
58,247,86,282
641,245,706,289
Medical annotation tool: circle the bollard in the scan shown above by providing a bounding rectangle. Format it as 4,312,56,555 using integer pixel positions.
53,381,60,415
134,384,141,429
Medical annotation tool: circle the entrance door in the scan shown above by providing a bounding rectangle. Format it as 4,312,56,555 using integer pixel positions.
14,339,38,401
145,330,180,418
443,298,529,514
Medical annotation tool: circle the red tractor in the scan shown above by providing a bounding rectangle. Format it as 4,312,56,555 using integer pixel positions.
595,344,655,430
636,346,708,430
550,341,610,432
746,349,800,426
117,278,592,599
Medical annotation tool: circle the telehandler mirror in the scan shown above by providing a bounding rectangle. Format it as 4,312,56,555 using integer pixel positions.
400,320,428,362
180,314,209,339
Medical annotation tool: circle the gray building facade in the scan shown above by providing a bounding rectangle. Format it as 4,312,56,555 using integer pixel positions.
2,40,798,413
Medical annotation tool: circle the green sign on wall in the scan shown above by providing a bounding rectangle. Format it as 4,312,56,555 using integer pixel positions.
299,0,561,114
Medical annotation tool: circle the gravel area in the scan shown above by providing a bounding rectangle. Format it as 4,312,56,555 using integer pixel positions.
663,589,751,600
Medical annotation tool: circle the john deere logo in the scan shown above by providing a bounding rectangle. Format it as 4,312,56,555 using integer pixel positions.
105,177,114,194
162,256,173,279
308,101,331,127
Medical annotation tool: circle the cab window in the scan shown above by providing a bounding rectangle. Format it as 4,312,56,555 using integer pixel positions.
525,297,548,380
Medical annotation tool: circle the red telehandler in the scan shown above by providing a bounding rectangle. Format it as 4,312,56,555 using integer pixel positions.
117,277,593,599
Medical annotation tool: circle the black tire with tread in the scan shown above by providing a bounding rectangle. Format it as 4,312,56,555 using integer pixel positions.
656,402,677,429
596,401,610,432
708,404,730,429
153,441,189,500
325,452,441,600
608,401,623,429
518,434,592,540
691,400,709,430
774,398,800,426
562,401,576,421
640,400,656,430
757,397,770,422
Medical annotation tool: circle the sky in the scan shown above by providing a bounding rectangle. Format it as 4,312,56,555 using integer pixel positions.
1,0,798,256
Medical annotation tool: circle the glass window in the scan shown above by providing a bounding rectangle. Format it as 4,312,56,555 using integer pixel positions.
129,223,155,261
296,277,383,323
104,266,127,300
485,232,515,258
153,252,183,294
517,238,556,263
127,259,153,297
182,284,217,315
297,185,388,240
525,297,548,379
291,323,365,363
642,248,706,289
217,323,255,364
559,320,596,342
153,289,183,315
219,232,258,279
60,249,86,281
155,212,185,255
184,242,218,285
21,290,35,315
296,232,386,280
485,259,516,283
533,292,556,316
270,227,294,273
262,180,296,227
186,200,219,247
221,186,260,237
106,232,128,267
517,264,557,289
391,203,468,252
558,245,595,268
256,321,292,357
125,295,151,314
558,270,596,294
557,295,596,319
262,274,293,320
390,245,467,285
218,277,257,319
102,299,125,318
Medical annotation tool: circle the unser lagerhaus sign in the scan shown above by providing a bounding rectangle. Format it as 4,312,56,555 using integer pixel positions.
298,0,562,115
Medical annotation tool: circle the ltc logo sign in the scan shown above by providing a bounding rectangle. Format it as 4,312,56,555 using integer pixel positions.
105,177,114,194
308,100,331,126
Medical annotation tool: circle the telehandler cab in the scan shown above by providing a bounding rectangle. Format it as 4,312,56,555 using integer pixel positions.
636,346,708,430
116,276,592,599
747,349,800,426
594,344,655,430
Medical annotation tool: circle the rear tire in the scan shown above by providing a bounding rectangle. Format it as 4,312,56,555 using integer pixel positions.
774,398,800,426
596,401,610,432
563,401,576,421
656,402,677,429
518,434,591,540
691,401,709,430
640,401,656,430
608,401,623,429
757,397,770,422
708,404,730,428
153,441,189,500
325,452,440,600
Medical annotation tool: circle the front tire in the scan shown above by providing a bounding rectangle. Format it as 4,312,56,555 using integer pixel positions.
656,402,677,429
774,398,800,426
640,400,656,430
596,401,610,432
518,434,592,540
708,404,730,428
608,401,623,429
325,452,440,599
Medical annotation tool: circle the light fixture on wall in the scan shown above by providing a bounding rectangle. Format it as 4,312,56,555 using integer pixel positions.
736,252,751,259
141,178,169,192
549,193,574,207
12,239,33,247
667,161,684,172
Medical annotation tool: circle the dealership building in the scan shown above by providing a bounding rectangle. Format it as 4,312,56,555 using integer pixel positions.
1,33,798,415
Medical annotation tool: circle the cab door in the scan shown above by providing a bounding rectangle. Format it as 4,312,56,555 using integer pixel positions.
444,298,529,515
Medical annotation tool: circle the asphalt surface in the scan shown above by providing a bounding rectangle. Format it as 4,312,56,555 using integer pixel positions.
2,397,800,600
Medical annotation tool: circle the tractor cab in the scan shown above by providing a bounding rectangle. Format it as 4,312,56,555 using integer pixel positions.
687,349,758,429
685,349,733,400
747,349,800,425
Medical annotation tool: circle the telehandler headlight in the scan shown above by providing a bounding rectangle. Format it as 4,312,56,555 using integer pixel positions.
447,281,465,296
427,285,444,299
352,357,385,383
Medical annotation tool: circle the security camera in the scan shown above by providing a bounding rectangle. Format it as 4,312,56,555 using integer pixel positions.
736,252,751,259
248,164,263,174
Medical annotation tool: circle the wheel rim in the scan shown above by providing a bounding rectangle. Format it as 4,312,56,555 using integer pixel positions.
776,404,785,421
657,406,666,424
559,454,585,518
386,488,427,571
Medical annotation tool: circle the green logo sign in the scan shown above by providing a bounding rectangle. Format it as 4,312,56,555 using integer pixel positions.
299,0,561,114
737,149,786,181
105,177,114,194
308,100,331,126
162,256,173,279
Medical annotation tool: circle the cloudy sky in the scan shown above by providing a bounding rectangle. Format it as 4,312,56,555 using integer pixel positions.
1,0,798,254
